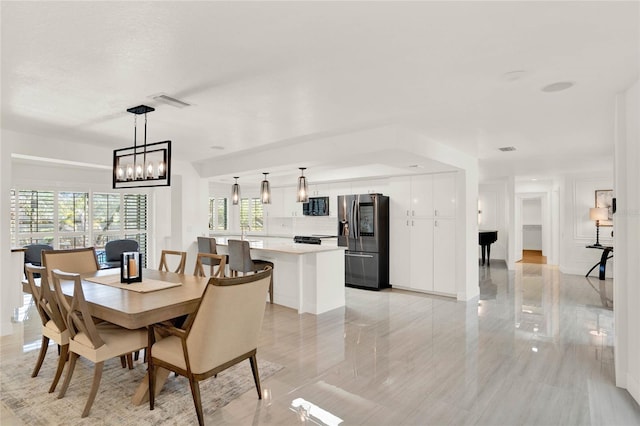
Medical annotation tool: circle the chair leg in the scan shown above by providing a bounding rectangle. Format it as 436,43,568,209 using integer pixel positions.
120,355,126,368
149,360,156,410
249,354,262,399
269,274,274,304
188,376,204,426
58,352,78,399
31,336,50,377
134,350,140,361
126,353,134,369
81,361,104,418
49,344,69,393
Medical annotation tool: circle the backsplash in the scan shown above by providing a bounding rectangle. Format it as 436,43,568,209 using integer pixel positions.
266,216,337,237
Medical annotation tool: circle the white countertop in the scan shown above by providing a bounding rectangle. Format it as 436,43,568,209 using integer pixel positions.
212,236,345,255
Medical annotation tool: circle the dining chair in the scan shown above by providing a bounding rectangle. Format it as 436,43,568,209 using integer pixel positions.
193,253,226,278
103,239,139,268
25,263,69,393
227,239,274,303
23,244,54,277
43,246,134,369
51,269,148,418
41,247,100,282
148,267,273,426
158,250,187,274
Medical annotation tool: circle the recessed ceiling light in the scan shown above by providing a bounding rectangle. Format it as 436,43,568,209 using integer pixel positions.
210,146,225,150
498,146,516,152
502,70,527,82
541,81,574,93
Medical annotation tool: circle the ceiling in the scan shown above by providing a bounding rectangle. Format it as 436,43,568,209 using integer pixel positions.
2,1,638,185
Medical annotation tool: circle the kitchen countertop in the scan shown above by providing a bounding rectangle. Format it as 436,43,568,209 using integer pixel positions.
212,236,345,255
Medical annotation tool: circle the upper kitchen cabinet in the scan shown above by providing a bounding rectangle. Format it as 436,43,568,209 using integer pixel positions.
432,173,456,218
349,179,388,196
307,183,329,197
388,173,456,219
328,182,350,218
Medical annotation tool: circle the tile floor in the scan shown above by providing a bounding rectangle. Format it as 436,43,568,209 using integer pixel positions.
2,261,639,425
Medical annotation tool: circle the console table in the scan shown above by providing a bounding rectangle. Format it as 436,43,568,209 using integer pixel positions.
585,245,613,280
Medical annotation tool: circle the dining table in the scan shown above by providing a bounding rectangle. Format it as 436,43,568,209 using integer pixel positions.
22,267,210,405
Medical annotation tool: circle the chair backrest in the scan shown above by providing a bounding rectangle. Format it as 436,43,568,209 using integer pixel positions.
183,267,272,374
25,263,66,333
227,239,254,273
51,269,105,349
42,247,100,283
158,250,187,274
197,237,221,266
193,253,226,278
24,244,54,266
104,239,139,262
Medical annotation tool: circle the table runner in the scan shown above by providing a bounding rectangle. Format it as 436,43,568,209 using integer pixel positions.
85,273,181,293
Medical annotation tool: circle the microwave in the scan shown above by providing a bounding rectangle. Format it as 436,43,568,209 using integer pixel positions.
302,196,329,216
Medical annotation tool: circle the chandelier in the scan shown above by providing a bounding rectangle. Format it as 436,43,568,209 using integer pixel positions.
113,105,171,189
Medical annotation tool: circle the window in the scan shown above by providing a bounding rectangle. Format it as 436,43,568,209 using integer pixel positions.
208,197,228,231
11,189,148,264
240,198,263,231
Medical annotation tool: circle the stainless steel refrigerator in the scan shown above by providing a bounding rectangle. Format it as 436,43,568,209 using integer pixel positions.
338,193,390,290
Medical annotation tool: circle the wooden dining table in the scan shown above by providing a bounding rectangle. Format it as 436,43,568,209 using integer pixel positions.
23,267,210,405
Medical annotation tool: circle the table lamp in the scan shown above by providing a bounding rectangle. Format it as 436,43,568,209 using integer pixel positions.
589,207,608,246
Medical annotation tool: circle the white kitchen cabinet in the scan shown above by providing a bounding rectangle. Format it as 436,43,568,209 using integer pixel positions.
266,187,285,217
408,218,434,292
308,183,329,197
433,173,456,218
389,218,411,286
388,172,457,296
433,218,456,295
284,186,303,217
349,179,387,195
328,182,350,218
410,174,434,217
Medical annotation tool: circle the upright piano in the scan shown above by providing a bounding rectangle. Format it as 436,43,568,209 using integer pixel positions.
479,230,498,265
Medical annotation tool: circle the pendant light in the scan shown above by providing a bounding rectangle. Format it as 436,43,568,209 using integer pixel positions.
231,177,240,205
260,173,271,204
297,167,309,203
113,104,171,189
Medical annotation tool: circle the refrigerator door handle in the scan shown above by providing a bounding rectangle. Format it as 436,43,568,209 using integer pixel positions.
345,253,374,258
351,199,358,239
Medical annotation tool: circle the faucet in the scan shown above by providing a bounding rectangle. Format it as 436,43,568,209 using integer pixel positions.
241,224,252,240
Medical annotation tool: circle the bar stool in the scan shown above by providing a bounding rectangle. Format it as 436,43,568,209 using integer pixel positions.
197,237,227,275
227,239,273,304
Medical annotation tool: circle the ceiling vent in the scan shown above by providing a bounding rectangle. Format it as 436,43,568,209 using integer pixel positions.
498,146,516,152
150,93,191,108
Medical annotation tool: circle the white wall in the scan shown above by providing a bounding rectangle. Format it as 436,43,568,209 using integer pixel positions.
614,79,640,405
559,172,614,277
478,180,508,261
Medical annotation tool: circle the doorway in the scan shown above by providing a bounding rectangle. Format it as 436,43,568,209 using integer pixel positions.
519,197,546,264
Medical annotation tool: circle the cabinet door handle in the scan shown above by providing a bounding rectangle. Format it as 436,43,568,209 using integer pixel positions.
412,220,414,226
406,210,409,216
406,220,409,226
435,220,438,227
435,209,439,216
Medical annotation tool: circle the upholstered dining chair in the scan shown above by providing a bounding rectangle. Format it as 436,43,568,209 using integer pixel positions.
227,239,274,304
148,267,273,426
25,263,69,393
193,253,226,278
51,269,148,418
104,239,139,268
42,247,134,369
158,250,187,274
41,247,100,282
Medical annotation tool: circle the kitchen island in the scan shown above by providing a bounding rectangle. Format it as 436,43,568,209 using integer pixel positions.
212,237,346,315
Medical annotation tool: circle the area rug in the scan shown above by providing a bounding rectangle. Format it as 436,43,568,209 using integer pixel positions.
1,347,283,425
